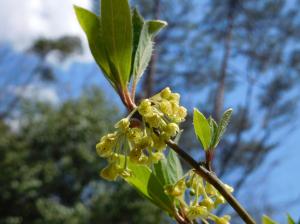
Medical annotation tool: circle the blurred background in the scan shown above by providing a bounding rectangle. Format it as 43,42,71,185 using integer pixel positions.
0,0,300,223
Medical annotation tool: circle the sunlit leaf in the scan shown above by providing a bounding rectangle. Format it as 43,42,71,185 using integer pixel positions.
193,108,211,150
74,5,116,89
208,116,219,149
131,18,167,86
101,0,133,87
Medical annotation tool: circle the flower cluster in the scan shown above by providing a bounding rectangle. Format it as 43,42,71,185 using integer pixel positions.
96,87,187,181
165,170,233,224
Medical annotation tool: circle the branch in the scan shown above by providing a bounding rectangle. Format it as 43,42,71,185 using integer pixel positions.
166,140,256,224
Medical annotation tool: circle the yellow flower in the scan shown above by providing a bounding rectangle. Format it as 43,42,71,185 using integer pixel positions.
187,205,208,220
199,197,215,211
100,163,120,181
138,99,152,116
159,100,173,115
164,179,186,197
114,118,130,132
164,123,179,137
129,149,148,165
160,87,172,99
215,215,231,224
149,152,164,163
96,141,113,158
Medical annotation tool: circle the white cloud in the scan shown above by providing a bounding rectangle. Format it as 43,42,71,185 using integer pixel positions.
12,84,59,105
0,0,91,58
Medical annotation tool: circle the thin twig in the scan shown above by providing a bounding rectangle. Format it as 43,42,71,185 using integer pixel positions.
166,140,256,224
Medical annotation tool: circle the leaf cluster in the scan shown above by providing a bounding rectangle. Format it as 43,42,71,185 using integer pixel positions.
74,1,167,93
193,108,233,151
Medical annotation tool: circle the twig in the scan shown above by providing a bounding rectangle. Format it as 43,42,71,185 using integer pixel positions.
166,140,256,224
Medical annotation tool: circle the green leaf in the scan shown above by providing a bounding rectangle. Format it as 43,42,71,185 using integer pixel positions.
153,149,183,186
208,117,219,149
193,109,211,150
153,132,183,186
262,215,278,224
287,214,296,224
74,5,116,89
215,108,233,146
148,20,168,35
120,157,174,215
101,0,133,87
166,150,183,184
131,8,144,79
131,18,167,86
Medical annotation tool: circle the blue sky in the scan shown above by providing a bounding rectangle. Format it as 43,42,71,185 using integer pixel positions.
0,0,299,222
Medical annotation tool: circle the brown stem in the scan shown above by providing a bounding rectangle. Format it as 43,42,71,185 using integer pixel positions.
166,140,256,224
130,80,138,103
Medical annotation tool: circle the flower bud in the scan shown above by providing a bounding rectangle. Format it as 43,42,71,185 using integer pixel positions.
177,106,187,120
138,99,152,115
215,215,231,224
147,113,165,129
164,123,179,137
215,195,225,206
114,118,130,132
160,87,172,99
159,100,172,115
205,183,217,195
136,136,153,150
100,163,120,181
129,149,148,165
169,93,180,103
96,141,113,158
224,184,234,193
199,197,215,210
152,134,167,151
127,128,143,141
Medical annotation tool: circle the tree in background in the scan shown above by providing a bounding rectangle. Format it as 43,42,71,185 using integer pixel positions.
0,36,82,119
0,88,167,224
128,0,300,218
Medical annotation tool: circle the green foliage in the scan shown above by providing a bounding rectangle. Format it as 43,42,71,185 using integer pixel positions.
0,88,167,223
153,150,183,187
74,6,116,89
101,0,133,88
131,9,167,85
193,108,233,151
74,0,167,96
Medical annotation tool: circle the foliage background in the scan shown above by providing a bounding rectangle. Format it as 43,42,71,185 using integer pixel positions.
0,0,300,223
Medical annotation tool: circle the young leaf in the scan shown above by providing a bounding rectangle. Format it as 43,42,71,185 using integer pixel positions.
131,8,144,79
193,109,211,150
208,116,219,149
166,150,183,184
74,6,116,89
101,0,133,87
262,215,278,224
148,20,168,36
215,108,233,146
131,19,167,86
